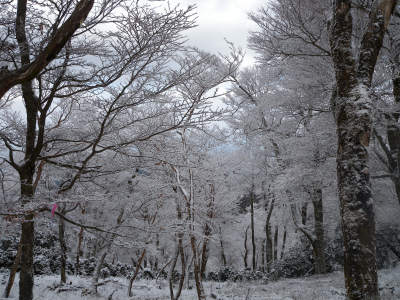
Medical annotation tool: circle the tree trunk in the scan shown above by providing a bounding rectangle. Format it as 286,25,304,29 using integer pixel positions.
91,249,108,294
19,215,34,300
288,190,326,275
250,189,256,271
90,209,124,295
243,226,249,268
19,169,36,300
273,226,278,261
128,248,147,297
261,240,265,272
3,239,22,298
169,202,186,300
265,192,275,268
218,228,227,267
168,233,185,300
59,208,67,283
190,235,206,300
200,230,210,276
154,234,159,269
311,189,326,274
301,202,308,226
75,205,86,275
281,227,287,259
168,240,180,300
391,77,400,206
75,227,84,275
329,1,397,298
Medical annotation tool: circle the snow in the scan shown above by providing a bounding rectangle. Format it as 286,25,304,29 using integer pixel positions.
2,266,400,300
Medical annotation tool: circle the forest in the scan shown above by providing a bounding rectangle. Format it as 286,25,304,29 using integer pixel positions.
1,0,400,300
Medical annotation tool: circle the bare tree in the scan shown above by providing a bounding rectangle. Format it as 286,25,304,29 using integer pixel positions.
0,0,102,99
0,2,243,299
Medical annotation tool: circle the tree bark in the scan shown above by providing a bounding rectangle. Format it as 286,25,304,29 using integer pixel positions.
128,248,147,297
91,249,108,294
190,235,206,300
75,205,86,275
3,239,22,298
218,228,227,267
329,1,397,298
288,190,326,275
250,188,256,271
243,226,249,268
169,203,186,300
168,232,185,300
311,189,326,275
200,229,210,276
59,209,67,283
281,227,287,259
273,226,278,261
19,215,34,300
261,240,265,272
265,191,275,268
75,227,84,275
19,167,36,300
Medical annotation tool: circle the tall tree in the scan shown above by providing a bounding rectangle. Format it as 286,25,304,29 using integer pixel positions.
0,2,242,299
329,1,397,299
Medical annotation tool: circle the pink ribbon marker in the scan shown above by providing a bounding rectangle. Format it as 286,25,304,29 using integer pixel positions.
50,203,57,233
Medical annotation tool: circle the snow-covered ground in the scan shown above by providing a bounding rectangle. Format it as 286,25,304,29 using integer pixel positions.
1,266,400,300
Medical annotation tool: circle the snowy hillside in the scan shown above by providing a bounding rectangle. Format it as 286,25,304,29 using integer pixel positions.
2,266,400,300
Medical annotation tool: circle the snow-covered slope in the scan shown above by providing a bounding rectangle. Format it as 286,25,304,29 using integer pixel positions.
1,266,399,300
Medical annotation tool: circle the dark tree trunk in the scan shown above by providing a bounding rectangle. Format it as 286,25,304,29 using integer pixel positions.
243,226,249,268
382,76,400,206
288,190,326,275
265,191,275,268
281,227,287,259
154,234,159,269
261,240,265,272
128,248,147,297
301,202,308,226
200,231,210,276
273,226,278,261
250,189,256,271
19,168,36,300
59,210,67,283
190,235,206,300
75,205,86,275
3,239,22,298
168,234,185,300
19,215,34,300
218,228,227,267
329,1,397,298
75,227,84,275
311,189,326,275
2,2,95,299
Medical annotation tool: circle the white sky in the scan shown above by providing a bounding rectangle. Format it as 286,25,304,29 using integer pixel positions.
157,0,264,67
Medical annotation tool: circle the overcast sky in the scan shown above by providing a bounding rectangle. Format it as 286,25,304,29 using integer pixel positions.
157,0,265,67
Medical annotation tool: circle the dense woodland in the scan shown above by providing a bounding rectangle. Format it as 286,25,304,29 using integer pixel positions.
1,0,400,300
